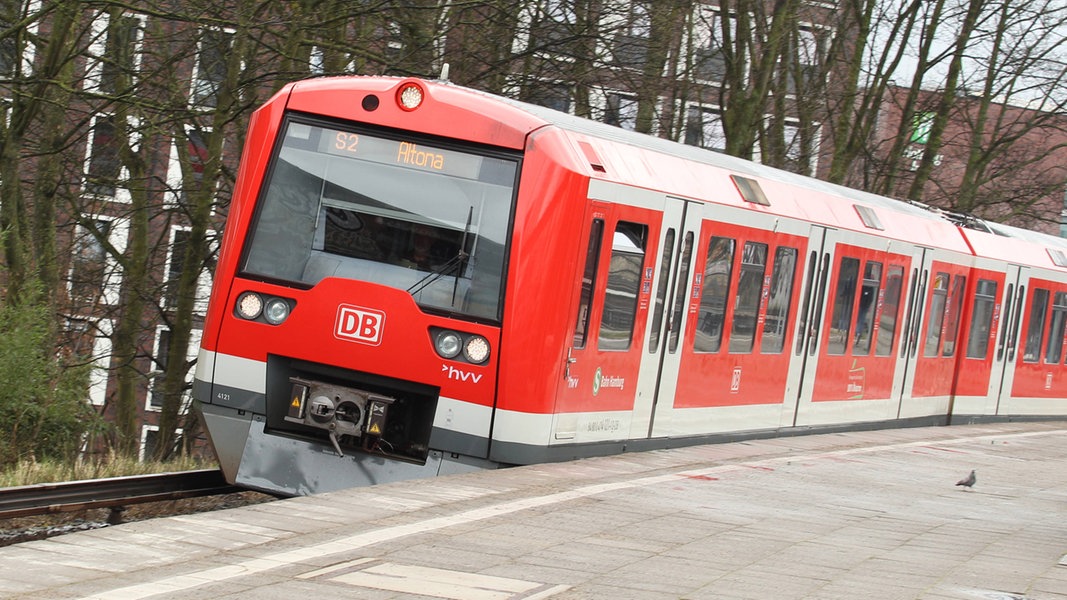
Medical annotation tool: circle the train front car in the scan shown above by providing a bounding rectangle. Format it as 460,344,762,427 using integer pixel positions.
194,78,543,496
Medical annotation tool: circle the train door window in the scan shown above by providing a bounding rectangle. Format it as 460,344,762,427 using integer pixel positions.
694,236,735,353
761,246,798,354
922,272,950,357
965,279,998,359
729,242,769,353
668,232,695,353
648,229,676,353
573,219,605,349
941,275,967,357
1045,292,1067,364
1022,288,1049,363
598,222,648,351
997,283,1014,361
876,265,904,356
827,257,860,355
852,261,882,356
794,251,818,356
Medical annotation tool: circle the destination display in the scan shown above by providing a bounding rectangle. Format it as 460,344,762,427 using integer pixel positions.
286,122,487,181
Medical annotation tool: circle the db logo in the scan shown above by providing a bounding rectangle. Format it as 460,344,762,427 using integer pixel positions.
335,304,385,346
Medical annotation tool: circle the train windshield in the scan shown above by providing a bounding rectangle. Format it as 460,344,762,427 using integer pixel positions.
242,119,519,321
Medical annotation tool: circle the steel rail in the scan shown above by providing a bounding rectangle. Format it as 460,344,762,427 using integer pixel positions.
0,469,244,520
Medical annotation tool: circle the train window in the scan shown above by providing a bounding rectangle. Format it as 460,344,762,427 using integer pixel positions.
941,275,967,357
668,232,695,353
762,247,798,354
852,261,882,356
242,120,518,321
648,229,676,353
729,242,768,353
965,279,998,359
997,283,1014,361
1045,292,1067,364
794,251,818,356
922,272,950,357
694,236,735,353
1022,288,1049,363
573,219,605,349
876,266,904,356
599,222,648,351
827,257,859,355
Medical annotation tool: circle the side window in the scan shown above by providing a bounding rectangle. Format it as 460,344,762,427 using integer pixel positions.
1023,288,1050,363
648,229,675,352
852,261,882,356
1046,291,1067,364
827,257,860,355
573,219,604,348
941,275,967,357
923,272,950,357
694,236,735,353
598,222,648,351
729,242,768,353
876,265,904,356
965,279,998,359
761,247,798,354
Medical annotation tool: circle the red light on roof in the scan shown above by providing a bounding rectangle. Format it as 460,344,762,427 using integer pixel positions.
396,81,425,111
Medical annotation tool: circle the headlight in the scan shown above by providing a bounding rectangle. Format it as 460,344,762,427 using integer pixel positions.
263,298,291,325
435,331,462,359
463,335,490,364
236,292,263,320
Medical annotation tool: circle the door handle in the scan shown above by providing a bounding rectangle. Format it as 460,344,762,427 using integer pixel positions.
564,347,577,379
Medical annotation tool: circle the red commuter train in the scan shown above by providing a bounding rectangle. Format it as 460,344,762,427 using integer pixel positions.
193,75,1067,496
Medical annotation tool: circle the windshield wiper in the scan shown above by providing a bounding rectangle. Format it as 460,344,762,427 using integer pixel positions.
406,207,473,298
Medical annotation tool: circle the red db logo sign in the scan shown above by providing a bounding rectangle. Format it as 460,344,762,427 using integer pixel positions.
335,304,385,346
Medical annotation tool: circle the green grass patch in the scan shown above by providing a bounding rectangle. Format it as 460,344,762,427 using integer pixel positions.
0,454,218,487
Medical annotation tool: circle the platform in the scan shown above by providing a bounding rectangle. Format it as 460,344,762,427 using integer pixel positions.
2,421,1067,599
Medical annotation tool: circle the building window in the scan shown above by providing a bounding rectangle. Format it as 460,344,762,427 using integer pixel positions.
85,115,119,196
685,106,726,151
190,28,233,108
605,92,638,130
692,5,730,82
69,218,112,306
613,1,650,67
532,0,577,47
528,82,572,113
87,12,142,95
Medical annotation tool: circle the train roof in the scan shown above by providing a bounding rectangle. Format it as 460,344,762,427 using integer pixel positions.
287,76,1067,272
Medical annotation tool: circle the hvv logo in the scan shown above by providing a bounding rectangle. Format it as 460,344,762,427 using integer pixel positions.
335,304,385,345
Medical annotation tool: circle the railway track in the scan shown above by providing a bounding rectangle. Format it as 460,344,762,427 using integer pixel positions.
0,469,245,520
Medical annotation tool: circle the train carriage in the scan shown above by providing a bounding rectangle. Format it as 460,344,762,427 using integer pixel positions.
194,75,1067,497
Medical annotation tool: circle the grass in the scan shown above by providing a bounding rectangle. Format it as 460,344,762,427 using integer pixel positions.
0,454,218,488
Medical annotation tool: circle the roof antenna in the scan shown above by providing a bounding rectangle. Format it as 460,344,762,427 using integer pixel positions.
439,62,450,82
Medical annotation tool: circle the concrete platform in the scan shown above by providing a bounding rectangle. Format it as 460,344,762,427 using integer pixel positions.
2,421,1067,599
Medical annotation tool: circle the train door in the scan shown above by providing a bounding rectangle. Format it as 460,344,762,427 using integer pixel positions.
963,264,1023,416
781,225,831,426
630,198,701,437
791,232,922,426
552,196,690,444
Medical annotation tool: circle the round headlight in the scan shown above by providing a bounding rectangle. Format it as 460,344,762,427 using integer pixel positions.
435,331,462,359
463,335,490,364
263,298,290,325
397,82,424,110
236,292,263,320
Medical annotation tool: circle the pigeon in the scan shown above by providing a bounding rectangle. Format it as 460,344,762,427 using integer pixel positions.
956,469,976,489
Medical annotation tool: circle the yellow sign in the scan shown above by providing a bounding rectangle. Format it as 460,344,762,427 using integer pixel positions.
368,423,381,435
